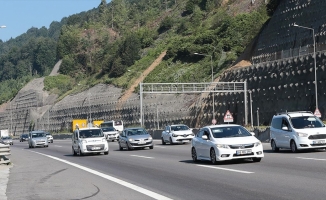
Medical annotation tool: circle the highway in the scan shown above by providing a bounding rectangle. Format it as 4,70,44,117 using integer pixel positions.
6,140,326,200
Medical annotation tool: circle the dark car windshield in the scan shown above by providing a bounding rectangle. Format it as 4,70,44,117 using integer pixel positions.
127,129,148,136
2,136,11,140
291,116,325,129
101,127,116,132
32,132,46,138
211,126,252,138
171,125,189,131
79,129,104,138
21,134,28,138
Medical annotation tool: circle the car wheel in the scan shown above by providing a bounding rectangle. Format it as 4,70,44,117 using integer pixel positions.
126,143,131,151
210,148,217,165
149,146,154,149
72,147,77,156
78,147,84,156
290,140,298,153
271,140,279,152
161,137,166,145
119,142,123,150
252,158,262,162
104,151,109,155
169,137,174,145
192,147,198,162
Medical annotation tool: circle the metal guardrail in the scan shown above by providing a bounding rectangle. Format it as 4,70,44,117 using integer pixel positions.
0,143,11,165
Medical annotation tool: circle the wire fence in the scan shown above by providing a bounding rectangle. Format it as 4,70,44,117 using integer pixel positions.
251,43,326,64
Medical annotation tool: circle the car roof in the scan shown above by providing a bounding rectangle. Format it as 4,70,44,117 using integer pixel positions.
31,131,46,133
78,127,101,131
124,127,144,130
170,124,188,126
204,124,242,129
274,111,314,118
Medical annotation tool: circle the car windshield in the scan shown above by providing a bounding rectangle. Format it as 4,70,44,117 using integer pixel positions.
32,133,45,138
22,134,28,138
127,129,148,136
101,127,116,132
291,116,325,129
171,125,189,131
211,126,252,138
2,136,11,140
79,129,104,138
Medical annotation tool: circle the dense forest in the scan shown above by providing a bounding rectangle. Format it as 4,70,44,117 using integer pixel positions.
0,0,280,102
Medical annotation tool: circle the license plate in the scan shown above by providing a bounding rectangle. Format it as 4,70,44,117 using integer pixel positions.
313,140,325,144
139,141,146,144
92,147,101,150
236,149,252,155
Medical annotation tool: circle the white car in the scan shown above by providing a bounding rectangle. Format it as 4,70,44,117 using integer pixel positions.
101,127,119,141
270,111,326,153
191,124,264,164
161,124,195,145
72,127,109,156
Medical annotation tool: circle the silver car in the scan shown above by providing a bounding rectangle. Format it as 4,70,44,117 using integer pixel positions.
28,131,48,148
1,136,13,145
118,128,153,150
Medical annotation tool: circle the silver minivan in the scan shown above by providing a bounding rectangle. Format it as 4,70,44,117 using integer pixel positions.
270,111,326,152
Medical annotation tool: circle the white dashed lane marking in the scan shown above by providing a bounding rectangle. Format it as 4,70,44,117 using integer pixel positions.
130,155,154,159
296,157,326,161
197,165,254,174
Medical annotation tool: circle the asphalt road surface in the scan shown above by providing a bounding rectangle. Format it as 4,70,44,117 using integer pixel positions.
6,140,326,200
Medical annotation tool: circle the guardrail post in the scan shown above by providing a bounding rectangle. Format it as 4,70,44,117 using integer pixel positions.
0,143,11,165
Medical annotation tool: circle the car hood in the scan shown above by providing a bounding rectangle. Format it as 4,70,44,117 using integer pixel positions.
127,135,151,140
213,136,259,144
103,131,119,134
293,127,326,135
171,130,193,135
32,137,47,141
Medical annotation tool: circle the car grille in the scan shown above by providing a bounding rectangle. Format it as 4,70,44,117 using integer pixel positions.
308,134,326,140
311,143,326,146
229,144,254,149
86,144,105,151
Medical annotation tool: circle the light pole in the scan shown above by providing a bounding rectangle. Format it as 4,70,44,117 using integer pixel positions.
249,90,253,127
293,23,318,112
194,52,215,122
257,107,259,127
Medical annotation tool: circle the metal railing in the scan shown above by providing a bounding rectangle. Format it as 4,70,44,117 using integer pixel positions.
0,143,11,165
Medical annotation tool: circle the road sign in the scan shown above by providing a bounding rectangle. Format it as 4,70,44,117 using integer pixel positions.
212,119,217,125
223,110,234,123
314,108,322,118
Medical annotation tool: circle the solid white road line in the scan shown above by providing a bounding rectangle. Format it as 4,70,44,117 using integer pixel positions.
197,165,254,174
130,155,154,159
296,157,326,161
53,145,63,147
31,151,172,200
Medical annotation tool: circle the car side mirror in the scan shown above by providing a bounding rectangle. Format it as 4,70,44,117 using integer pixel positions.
202,135,208,140
250,132,255,136
282,126,289,131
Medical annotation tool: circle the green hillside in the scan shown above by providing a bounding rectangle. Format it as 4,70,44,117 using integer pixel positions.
0,0,279,102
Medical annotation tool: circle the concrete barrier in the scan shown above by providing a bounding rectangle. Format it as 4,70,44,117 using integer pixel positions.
0,144,11,165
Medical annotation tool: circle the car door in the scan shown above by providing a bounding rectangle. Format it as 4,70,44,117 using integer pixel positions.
164,126,170,141
201,129,213,159
72,130,79,151
279,118,292,148
119,131,127,147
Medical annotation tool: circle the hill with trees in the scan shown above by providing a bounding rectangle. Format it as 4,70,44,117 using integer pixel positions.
0,0,280,103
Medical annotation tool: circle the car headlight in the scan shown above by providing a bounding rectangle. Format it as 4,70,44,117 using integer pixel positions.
216,144,230,149
148,136,153,140
254,141,262,147
128,138,134,142
297,132,308,137
102,138,106,142
172,133,178,137
81,140,87,144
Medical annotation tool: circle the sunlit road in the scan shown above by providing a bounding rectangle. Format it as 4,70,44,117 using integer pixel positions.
6,139,326,200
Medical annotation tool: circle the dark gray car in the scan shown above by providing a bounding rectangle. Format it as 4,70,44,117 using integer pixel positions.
118,127,153,150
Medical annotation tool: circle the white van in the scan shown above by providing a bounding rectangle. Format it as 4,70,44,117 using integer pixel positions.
72,127,109,156
270,111,326,152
